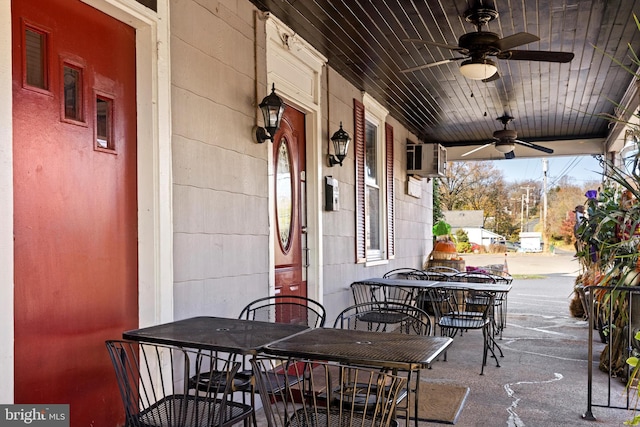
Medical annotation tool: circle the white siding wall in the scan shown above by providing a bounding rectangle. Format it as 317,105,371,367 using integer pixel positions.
171,0,269,318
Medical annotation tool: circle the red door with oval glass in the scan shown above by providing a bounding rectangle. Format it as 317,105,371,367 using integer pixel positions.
273,105,307,319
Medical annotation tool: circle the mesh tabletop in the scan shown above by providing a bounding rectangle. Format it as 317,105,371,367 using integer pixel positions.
263,327,452,369
356,277,439,289
123,316,310,354
355,277,511,293
434,281,512,292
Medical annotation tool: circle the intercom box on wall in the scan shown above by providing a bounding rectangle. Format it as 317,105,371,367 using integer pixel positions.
325,176,339,211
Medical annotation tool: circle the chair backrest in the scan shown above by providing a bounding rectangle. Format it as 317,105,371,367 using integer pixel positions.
424,265,460,274
421,271,449,281
238,295,326,327
333,302,432,336
382,268,426,280
251,356,406,427
381,270,427,305
105,340,244,427
379,283,416,306
436,287,496,320
490,274,513,284
350,282,382,305
416,286,453,321
451,271,497,283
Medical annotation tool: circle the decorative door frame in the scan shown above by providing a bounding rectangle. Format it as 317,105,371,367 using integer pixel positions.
0,0,173,402
265,15,326,303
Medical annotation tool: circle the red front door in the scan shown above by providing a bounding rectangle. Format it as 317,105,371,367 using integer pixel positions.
273,106,307,309
12,0,138,425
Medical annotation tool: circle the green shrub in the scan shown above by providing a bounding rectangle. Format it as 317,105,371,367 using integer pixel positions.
456,242,472,253
455,229,469,243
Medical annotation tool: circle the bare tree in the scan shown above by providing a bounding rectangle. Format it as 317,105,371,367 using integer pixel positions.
546,180,591,240
439,161,510,232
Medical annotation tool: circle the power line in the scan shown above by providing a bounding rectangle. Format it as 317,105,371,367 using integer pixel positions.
549,156,584,187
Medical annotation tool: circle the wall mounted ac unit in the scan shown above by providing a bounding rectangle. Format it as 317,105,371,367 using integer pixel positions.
406,142,447,178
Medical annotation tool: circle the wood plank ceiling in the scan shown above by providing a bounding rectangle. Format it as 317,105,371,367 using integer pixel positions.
248,0,640,160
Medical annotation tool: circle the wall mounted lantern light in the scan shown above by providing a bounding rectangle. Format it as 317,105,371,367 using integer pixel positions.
328,122,351,167
255,83,286,143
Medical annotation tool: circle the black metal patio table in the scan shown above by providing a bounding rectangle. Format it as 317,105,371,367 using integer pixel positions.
122,316,310,354
355,276,512,293
262,326,453,427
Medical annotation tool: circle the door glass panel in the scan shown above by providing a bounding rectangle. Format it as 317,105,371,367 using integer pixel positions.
96,96,113,151
25,28,47,89
276,138,293,251
63,65,82,121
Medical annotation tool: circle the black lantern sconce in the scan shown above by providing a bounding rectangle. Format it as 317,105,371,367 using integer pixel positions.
328,122,351,167
255,83,286,143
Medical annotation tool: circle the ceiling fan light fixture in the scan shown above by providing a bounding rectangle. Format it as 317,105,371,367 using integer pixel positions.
494,142,515,153
459,58,498,80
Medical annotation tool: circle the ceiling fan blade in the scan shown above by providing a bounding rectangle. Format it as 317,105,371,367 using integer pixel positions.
461,143,492,157
399,59,459,73
514,139,554,154
403,38,463,52
496,32,540,51
499,49,575,63
504,150,516,159
482,70,500,83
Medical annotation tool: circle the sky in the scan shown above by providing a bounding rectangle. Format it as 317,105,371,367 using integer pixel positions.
487,155,603,187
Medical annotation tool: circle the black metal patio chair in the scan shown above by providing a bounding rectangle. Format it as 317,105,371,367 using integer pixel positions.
333,302,432,423
251,356,406,427
429,286,501,375
105,339,253,427
189,295,327,425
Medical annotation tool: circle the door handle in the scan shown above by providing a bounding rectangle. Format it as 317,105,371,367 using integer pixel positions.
303,248,310,268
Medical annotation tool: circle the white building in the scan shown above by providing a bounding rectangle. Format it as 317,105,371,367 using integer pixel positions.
444,210,506,249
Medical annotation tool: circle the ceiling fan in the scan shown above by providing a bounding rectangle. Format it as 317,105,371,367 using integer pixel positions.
461,116,554,159
400,6,574,82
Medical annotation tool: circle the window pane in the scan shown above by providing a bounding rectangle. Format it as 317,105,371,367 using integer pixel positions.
25,28,46,89
64,65,82,121
365,121,377,183
366,186,380,251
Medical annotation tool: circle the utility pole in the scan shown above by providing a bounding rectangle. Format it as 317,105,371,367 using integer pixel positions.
520,186,533,232
520,193,525,233
542,159,548,246
510,197,519,218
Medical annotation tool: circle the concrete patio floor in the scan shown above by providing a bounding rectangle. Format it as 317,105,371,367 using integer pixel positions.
413,251,633,427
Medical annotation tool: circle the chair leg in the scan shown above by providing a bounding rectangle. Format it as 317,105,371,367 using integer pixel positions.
481,325,501,375
249,391,257,427
494,298,507,340
481,326,488,375
489,322,504,358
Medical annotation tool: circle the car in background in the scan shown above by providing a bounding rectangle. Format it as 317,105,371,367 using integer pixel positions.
495,240,520,252
505,241,521,252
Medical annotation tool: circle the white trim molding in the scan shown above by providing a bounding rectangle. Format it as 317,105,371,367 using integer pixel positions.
265,15,327,303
